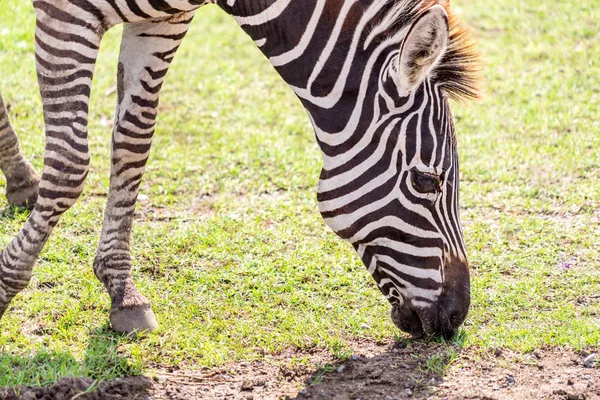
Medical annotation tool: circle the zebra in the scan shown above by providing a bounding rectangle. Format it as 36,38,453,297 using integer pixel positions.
0,93,40,208
0,0,479,339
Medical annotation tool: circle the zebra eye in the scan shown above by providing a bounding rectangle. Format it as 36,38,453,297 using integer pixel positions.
411,170,442,194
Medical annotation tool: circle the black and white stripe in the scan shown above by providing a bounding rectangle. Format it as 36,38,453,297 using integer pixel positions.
0,0,479,338
0,92,40,208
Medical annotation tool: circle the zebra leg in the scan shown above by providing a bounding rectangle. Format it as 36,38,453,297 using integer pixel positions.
94,13,195,334
0,3,104,318
0,92,40,208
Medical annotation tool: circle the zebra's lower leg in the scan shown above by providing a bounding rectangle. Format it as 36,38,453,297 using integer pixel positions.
0,3,102,317
94,13,195,334
0,92,40,207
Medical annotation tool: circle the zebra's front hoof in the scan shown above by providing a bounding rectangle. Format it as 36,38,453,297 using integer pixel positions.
110,305,159,335
6,176,40,209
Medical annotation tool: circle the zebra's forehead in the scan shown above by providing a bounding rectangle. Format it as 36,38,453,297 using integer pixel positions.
374,79,456,170
402,82,455,167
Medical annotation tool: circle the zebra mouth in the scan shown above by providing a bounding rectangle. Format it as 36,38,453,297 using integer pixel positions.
390,298,467,339
390,302,426,339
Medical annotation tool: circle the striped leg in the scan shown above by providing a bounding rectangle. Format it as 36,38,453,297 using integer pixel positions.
0,92,40,207
94,13,195,334
0,3,104,318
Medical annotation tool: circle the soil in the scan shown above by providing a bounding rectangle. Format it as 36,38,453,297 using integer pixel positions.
1,340,598,400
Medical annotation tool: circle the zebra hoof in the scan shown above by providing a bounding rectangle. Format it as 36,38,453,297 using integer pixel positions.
110,305,159,335
6,177,40,209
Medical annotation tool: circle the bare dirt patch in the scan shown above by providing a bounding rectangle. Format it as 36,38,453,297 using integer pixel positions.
0,377,151,400
437,348,600,400
1,341,598,399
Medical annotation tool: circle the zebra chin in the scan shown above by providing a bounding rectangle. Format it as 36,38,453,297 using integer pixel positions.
390,257,471,340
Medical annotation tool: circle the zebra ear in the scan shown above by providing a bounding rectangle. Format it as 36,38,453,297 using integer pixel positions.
395,5,449,96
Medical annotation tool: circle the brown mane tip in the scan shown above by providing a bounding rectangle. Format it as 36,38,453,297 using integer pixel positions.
435,2,483,102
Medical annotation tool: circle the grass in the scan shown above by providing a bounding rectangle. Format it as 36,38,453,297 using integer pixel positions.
0,0,599,387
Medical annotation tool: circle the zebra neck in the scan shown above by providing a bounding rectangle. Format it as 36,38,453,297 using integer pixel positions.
218,0,322,63
218,0,413,156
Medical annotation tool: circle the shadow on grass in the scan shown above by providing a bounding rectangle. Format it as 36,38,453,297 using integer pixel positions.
0,325,152,400
0,205,31,222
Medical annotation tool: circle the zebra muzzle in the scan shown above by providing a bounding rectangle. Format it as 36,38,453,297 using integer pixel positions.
391,301,467,340
390,260,471,339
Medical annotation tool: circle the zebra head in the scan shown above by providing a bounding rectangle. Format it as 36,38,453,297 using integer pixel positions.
307,2,480,338
226,0,479,338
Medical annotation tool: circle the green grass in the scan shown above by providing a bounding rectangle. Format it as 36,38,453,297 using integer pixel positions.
0,0,599,387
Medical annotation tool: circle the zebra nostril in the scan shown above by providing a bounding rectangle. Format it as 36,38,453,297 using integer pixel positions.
438,310,462,339
439,299,469,338
436,288,470,339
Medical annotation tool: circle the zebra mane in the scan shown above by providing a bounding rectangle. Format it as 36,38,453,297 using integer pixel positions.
376,0,482,102
435,2,482,101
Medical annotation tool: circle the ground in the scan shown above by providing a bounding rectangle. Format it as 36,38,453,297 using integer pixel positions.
1,341,599,399
0,0,599,399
